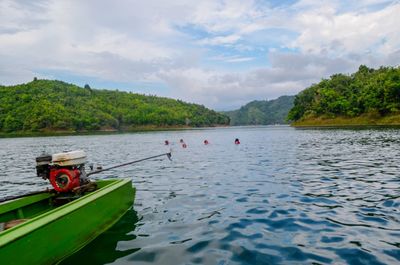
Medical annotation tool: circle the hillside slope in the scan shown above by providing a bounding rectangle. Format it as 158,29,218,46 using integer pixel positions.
288,65,400,126
0,79,230,132
224,96,294,125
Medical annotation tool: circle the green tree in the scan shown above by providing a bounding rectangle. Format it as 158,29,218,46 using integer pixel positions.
0,80,230,133
287,65,400,121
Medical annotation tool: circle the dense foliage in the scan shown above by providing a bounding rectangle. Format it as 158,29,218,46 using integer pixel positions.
288,65,400,121
0,80,230,132
224,96,294,125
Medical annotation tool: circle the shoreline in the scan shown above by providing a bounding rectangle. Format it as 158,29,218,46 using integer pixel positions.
0,125,230,138
292,123,400,128
291,114,400,128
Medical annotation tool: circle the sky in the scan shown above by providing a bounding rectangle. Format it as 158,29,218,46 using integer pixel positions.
1,0,399,110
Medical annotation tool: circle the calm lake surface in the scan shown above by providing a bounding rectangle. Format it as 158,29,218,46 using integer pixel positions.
1,126,399,264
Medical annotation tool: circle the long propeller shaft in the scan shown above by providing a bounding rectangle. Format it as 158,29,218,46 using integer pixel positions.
87,152,172,177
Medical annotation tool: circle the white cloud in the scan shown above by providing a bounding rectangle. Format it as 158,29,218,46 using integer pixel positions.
209,55,255,63
0,0,399,110
190,0,263,33
0,1,50,34
226,57,254,63
198,34,242,46
291,1,400,55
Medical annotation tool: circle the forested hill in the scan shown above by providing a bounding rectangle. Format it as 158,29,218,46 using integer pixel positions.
288,65,400,125
0,79,230,133
224,96,294,125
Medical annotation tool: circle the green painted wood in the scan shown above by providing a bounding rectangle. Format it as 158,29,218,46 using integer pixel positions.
0,193,55,223
0,193,53,215
0,179,135,265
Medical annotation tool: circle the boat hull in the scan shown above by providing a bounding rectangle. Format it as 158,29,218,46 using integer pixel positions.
0,178,135,265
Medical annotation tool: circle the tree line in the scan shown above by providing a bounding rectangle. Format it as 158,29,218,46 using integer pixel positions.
288,65,400,121
0,79,230,132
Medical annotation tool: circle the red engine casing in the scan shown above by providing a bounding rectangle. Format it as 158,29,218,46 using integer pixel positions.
49,168,81,192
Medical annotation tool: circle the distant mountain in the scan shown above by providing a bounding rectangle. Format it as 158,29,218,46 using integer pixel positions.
0,79,230,133
224,95,295,125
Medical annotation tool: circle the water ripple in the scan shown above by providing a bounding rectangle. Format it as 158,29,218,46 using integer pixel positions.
1,126,399,264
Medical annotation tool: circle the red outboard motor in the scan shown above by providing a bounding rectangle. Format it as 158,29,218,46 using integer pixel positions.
36,150,89,192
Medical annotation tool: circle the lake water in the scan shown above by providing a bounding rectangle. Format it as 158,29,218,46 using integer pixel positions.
1,126,399,264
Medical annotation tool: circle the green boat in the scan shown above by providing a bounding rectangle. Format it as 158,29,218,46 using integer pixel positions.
0,178,135,265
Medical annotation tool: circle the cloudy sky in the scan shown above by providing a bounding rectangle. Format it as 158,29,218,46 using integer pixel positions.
1,0,399,110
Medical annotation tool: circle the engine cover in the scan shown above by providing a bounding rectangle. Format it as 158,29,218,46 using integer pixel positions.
49,168,81,192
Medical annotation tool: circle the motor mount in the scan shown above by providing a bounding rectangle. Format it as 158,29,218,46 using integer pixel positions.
36,150,89,193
